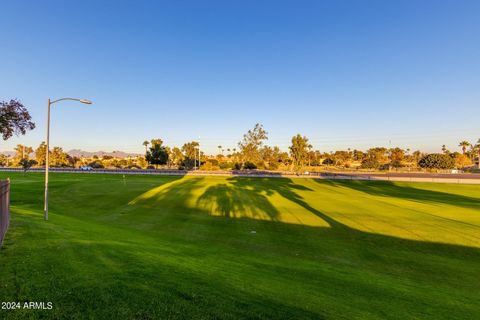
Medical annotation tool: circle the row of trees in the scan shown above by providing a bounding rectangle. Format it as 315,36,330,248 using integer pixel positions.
0,142,76,170
1,99,478,172
7,133,473,171
141,124,479,171
143,139,201,169
443,140,480,163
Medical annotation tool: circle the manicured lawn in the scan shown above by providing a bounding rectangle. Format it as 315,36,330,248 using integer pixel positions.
0,172,479,319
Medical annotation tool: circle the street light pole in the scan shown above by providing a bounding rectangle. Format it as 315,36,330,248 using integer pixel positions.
193,147,196,170
44,98,51,220
197,136,201,171
44,97,92,221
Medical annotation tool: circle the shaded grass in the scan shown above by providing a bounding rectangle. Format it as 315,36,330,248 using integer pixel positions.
0,172,479,319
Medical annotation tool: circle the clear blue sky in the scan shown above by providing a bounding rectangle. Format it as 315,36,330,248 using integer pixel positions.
1,0,479,154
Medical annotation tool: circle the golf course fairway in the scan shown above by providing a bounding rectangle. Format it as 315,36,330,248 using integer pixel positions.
0,172,479,319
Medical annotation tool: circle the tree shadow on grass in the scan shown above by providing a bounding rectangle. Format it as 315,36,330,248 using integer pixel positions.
229,177,346,229
314,179,480,211
198,177,480,243
196,183,281,220
124,175,480,244
128,177,205,209
196,177,343,229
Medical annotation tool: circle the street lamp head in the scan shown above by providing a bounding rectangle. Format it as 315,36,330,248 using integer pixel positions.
79,99,93,104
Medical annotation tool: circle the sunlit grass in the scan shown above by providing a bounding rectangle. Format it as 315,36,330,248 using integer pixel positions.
0,172,479,319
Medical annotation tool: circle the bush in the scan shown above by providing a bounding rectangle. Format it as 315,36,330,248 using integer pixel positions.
20,159,37,172
378,163,390,171
322,158,334,165
208,159,219,166
361,158,379,169
88,160,104,169
200,162,219,171
390,160,403,168
219,162,232,170
267,161,279,170
243,161,257,170
453,154,472,168
233,163,242,170
255,162,266,170
418,153,455,169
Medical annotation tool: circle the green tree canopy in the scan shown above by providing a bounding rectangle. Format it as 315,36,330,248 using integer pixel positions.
142,140,150,153
146,139,169,169
352,149,365,161
389,148,405,162
169,147,184,167
333,150,351,166
35,142,47,166
260,145,284,170
0,154,8,167
0,99,35,140
50,147,72,167
418,153,455,169
289,134,312,169
361,158,380,169
181,141,199,170
366,147,388,163
458,141,471,154
19,159,37,173
238,123,268,166
14,144,33,165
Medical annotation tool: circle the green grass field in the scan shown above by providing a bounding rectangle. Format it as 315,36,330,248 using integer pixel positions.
0,172,479,319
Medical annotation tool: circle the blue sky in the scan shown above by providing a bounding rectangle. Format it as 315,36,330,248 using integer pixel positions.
1,0,479,154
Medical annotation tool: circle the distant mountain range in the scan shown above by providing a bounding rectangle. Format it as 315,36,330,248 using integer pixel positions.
67,149,142,158
0,151,15,157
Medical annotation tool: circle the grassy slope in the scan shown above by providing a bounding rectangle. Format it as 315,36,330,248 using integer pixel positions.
0,172,479,319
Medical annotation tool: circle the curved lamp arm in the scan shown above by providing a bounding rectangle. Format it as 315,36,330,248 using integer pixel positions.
51,97,92,105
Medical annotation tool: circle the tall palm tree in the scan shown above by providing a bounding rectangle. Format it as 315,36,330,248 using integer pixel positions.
459,141,470,154
142,140,149,153
217,145,222,155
